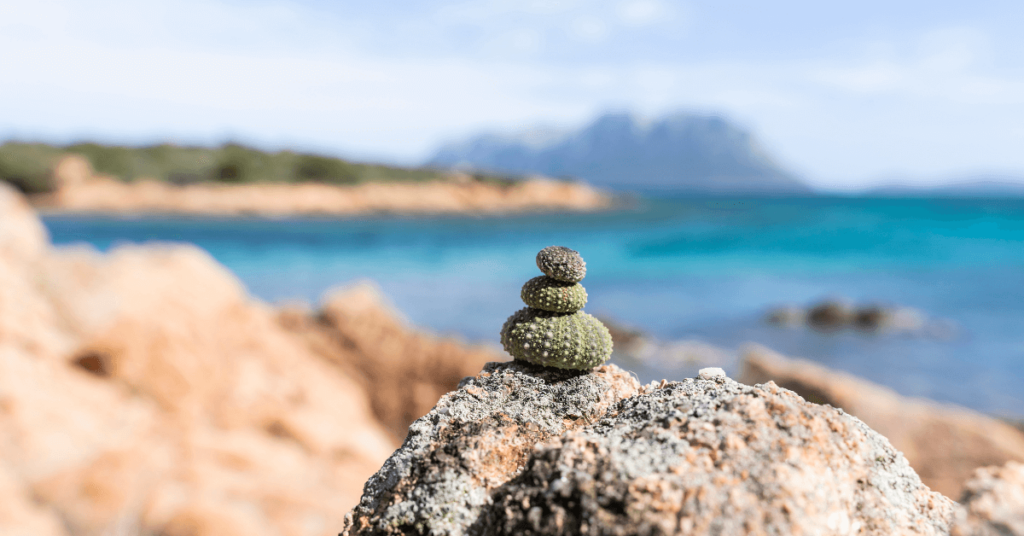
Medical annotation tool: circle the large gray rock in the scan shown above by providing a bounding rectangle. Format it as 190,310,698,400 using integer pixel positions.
343,361,955,535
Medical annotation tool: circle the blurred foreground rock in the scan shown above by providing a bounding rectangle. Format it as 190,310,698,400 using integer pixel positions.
344,361,956,535
741,346,1024,498
953,462,1024,536
278,283,504,441
0,183,500,536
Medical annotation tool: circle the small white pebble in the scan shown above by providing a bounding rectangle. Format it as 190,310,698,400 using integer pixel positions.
698,367,727,380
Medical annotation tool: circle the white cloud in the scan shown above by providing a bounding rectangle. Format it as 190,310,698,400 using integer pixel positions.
570,16,610,43
812,28,1024,105
616,0,671,26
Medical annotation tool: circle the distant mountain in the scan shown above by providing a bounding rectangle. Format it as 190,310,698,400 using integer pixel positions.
427,112,811,194
865,175,1024,197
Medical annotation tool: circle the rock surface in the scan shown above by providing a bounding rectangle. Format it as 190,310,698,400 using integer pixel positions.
344,360,955,535
33,155,610,216
952,461,1024,536
741,346,1024,498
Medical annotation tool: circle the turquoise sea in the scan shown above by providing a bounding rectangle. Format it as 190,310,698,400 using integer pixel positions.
42,197,1024,418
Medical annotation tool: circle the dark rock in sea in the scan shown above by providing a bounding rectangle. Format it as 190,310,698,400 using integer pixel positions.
767,299,929,334
343,361,954,535
806,299,855,330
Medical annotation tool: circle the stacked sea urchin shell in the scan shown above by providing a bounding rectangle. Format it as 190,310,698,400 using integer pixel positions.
500,246,613,370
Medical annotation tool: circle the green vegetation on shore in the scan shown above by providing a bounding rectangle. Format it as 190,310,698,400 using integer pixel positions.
0,141,517,194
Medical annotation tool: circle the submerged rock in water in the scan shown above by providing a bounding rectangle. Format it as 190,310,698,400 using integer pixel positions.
343,361,955,536
766,299,931,334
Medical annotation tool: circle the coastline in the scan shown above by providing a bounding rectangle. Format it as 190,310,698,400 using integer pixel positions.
29,155,613,217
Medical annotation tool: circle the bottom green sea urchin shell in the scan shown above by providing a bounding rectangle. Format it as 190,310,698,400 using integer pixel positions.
520,276,587,313
500,307,613,370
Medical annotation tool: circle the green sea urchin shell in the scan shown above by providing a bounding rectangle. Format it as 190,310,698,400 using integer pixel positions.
536,246,586,283
520,276,587,313
500,307,612,370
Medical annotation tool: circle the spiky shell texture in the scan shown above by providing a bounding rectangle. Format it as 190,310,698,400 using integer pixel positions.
500,307,612,370
536,246,586,283
520,276,587,313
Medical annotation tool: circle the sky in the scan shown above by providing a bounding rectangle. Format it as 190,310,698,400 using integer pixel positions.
2,0,1024,190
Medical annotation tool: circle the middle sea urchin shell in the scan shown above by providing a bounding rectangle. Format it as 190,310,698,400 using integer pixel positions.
520,276,588,313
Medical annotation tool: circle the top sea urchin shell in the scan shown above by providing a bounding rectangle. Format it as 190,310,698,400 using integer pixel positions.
536,246,586,283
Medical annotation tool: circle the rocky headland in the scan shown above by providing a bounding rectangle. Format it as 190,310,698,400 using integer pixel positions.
29,156,611,217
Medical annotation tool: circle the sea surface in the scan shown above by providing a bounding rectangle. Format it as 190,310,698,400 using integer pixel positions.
42,197,1024,418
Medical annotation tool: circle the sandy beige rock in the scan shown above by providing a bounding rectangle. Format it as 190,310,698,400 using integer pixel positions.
0,463,68,536
0,178,48,261
279,281,506,441
740,345,1024,498
952,461,1024,536
0,182,401,536
34,155,610,216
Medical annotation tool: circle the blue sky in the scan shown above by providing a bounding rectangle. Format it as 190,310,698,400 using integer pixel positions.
2,0,1024,189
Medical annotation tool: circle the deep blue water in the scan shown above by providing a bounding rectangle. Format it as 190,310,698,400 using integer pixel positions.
42,197,1024,418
